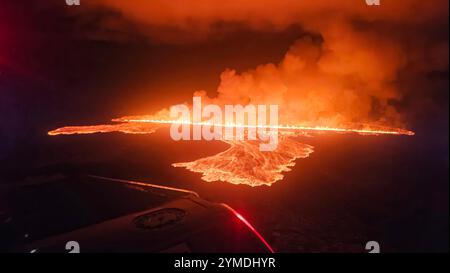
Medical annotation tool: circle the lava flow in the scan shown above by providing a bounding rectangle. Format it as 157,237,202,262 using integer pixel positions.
48,115,414,187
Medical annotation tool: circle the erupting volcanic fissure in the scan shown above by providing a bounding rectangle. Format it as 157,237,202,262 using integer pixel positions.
49,118,414,137
46,5,423,186
48,112,414,186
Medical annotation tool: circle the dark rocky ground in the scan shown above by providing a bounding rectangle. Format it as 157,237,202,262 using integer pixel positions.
1,124,447,252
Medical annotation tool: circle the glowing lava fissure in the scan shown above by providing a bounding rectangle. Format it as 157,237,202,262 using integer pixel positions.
49,115,415,137
111,118,415,136
48,114,414,187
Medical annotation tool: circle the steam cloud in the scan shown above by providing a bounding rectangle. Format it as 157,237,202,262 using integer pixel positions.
81,0,448,128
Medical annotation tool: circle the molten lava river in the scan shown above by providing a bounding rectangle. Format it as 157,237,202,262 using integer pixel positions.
48,112,414,187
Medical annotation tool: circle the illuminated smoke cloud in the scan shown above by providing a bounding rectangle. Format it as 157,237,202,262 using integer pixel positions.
48,0,447,186
79,0,448,127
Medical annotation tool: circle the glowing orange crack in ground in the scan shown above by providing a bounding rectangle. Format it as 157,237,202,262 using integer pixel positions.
47,118,414,187
111,118,415,136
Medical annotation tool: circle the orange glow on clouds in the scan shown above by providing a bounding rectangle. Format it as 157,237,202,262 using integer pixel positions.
46,0,441,187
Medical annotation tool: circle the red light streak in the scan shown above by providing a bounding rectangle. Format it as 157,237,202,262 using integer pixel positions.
221,203,275,253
